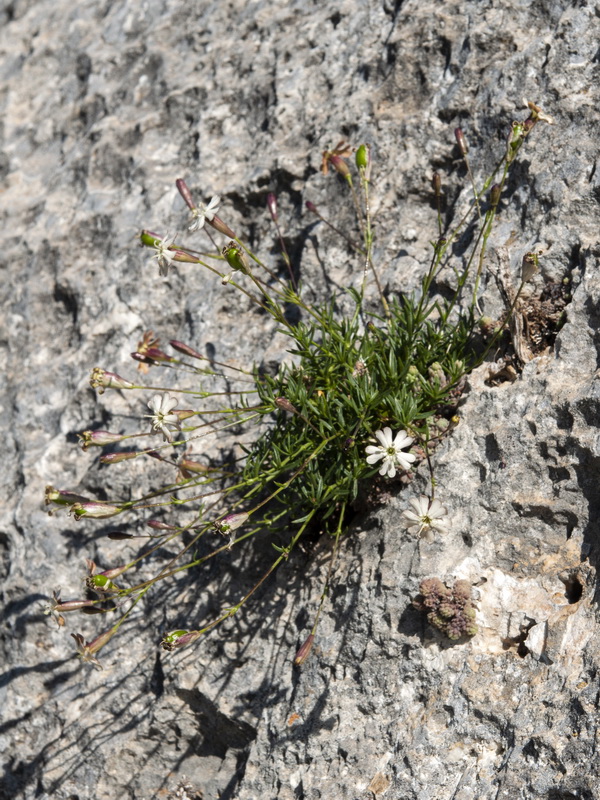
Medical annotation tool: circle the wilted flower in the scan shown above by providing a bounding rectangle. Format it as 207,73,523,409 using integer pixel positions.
145,393,181,442
524,99,555,125
71,628,115,670
188,195,220,232
321,141,353,176
365,427,416,478
403,495,449,542
43,588,66,627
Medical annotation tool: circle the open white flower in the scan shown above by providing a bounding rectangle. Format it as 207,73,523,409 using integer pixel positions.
188,195,220,232
145,393,181,442
365,427,415,478
403,495,449,541
151,234,177,277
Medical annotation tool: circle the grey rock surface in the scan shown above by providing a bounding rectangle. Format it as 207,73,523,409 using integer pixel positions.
1,0,599,799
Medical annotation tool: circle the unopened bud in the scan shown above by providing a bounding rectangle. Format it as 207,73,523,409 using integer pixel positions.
294,633,315,666
99,451,139,464
305,201,318,214
328,154,350,178
266,192,278,221
169,340,206,360
90,368,135,394
131,347,173,364
208,215,237,239
79,430,127,451
179,457,209,478
108,531,135,540
432,172,442,196
175,178,196,210
275,397,298,414
69,502,123,520
147,519,178,531
454,128,469,156
490,184,502,207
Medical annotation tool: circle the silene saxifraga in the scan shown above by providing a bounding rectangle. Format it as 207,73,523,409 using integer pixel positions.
365,427,416,478
403,495,449,542
145,393,181,442
44,101,555,666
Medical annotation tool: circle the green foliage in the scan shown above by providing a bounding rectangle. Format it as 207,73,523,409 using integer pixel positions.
44,102,554,667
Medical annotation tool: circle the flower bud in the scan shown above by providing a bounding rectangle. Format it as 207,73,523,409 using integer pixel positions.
179,457,209,478
454,128,469,156
79,430,127,451
160,629,201,652
90,368,135,394
175,178,196,210
147,519,178,531
431,172,442,196
328,154,350,178
169,340,205,360
275,397,298,414
305,201,319,214
208,215,237,239
57,599,96,613
108,531,135,540
69,502,123,520
99,451,139,464
490,184,502,207
131,347,173,364
266,192,278,221
294,633,315,665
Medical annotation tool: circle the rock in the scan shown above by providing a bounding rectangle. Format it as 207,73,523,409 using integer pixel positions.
1,0,599,798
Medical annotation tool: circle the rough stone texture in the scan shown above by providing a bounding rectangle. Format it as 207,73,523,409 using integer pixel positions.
1,0,600,799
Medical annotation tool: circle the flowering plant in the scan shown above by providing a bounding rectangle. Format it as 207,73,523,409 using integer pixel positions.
45,103,553,668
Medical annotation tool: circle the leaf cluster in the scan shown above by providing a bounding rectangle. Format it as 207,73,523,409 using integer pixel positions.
244,283,476,526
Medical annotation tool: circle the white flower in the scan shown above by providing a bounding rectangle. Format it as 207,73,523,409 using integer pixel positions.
145,393,181,442
188,195,220,232
365,426,416,478
152,234,177,276
403,495,449,541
